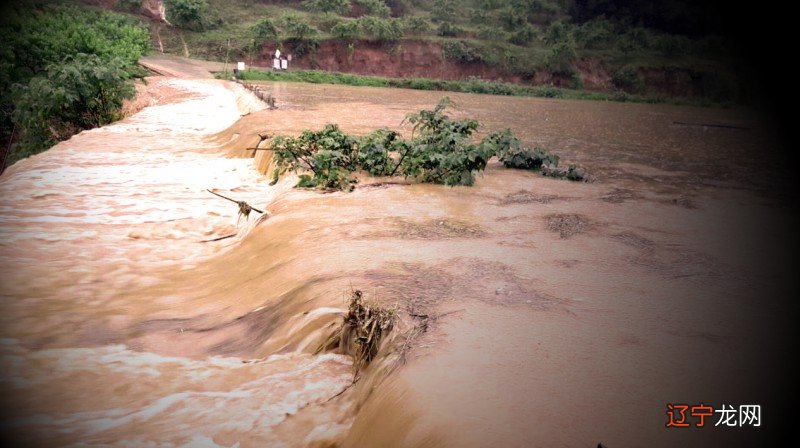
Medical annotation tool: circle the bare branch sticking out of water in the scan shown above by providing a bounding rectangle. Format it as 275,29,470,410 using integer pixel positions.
199,233,237,243
206,189,265,221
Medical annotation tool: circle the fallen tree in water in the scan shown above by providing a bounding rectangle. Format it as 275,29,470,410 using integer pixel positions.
268,97,587,191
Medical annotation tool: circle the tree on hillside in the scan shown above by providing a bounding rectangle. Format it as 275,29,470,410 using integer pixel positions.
165,0,208,30
302,0,351,15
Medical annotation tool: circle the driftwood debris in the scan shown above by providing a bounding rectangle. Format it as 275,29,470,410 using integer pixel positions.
200,233,237,243
206,189,264,220
245,133,273,151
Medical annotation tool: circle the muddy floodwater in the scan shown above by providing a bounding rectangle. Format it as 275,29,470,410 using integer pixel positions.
1,60,796,447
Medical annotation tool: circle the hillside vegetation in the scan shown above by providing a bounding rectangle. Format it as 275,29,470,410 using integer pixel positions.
0,0,751,168
1,0,150,168
142,0,742,103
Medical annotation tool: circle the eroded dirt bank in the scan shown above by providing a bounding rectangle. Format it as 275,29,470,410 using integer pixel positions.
1,60,797,447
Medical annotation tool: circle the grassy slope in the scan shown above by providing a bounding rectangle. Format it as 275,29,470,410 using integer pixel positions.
121,0,739,103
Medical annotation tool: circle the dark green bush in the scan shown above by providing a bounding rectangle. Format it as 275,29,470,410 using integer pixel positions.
431,0,457,22
331,19,361,40
611,66,643,93
442,41,481,63
436,21,464,37
486,129,559,169
404,17,430,35
280,14,320,40
12,54,137,161
356,0,391,18
399,98,495,186
358,129,400,176
509,24,538,45
545,40,577,76
359,16,405,41
302,0,351,15
477,26,506,40
618,27,653,53
271,124,359,190
1,2,148,166
544,21,571,46
486,128,585,181
165,0,208,31
252,18,278,41
498,6,526,30
542,163,585,181
572,18,617,49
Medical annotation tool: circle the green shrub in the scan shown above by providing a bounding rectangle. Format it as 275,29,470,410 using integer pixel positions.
545,40,577,76
572,19,617,49
358,16,404,41
611,66,643,93
431,0,457,22
542,163,585,181
404,17,430,35
11,54,136,161
301,0,351,15
252,18,278,41
280,14,320,40
357,0,391,18
1,2,149,165
544,21,571,46
469,8,488,24
618,27,653,53
486,128,585,181
442,40,481,63
498,6,526,30
270,123,359,190
331,19,361,40
509,24,538,45
477,26,506,40
358,129,399,175
398,98,495,186
117,0,143,13
165,0,208,31
436,21,464,37
486,129,559,169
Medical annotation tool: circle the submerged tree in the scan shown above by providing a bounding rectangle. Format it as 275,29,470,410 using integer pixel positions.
269,98,585,191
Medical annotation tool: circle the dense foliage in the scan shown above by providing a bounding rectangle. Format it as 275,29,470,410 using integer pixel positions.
1,1,149,167
270,98,584,191
165,0,208,31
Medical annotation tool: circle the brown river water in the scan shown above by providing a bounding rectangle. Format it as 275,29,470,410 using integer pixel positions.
0,60,796,446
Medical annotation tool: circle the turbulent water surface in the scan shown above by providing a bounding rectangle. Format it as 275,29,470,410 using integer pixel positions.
0,62,795,447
